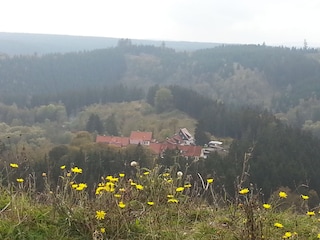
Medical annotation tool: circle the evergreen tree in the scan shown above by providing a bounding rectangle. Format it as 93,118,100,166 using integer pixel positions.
86,114,104,134
154,87,174,113
194,120,210,146
146,84,160,106
105,114,119,136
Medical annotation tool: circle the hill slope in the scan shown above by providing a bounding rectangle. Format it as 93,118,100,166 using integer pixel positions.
1,43,319,108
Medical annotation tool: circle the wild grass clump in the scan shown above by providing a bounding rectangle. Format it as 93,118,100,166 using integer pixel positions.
1,158,320,239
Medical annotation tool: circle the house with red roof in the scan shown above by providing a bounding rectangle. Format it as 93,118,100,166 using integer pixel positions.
129,131,153,145
148,142,203,160
96,128,204,159
166,128,195,145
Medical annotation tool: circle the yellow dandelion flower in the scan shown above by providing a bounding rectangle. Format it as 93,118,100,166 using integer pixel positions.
71,183,78,189
100,227,106,233
279,191,287,198
274,222,284,228
95,210,106,220
118,201,126,208
95,186,105,195
106,175,113,181
147,201,155,206
105,182,115,192
16,178,24,183
119,173,125,177
162,173,170,177
110,177,119,183
283,232,292,238
60,165,66,170
79,183,87,188
71,166,82,174
301,195,309,200
168,198,179,203
184,183,192,188
76,183,87,191
307,211,315,216
317,233,320,238
239,188,249,195
143,171,150,175
114,194,121,198
176,187,184,192
207,178,214,184
130,181,137,186
136,184,144,190
166,178,173,183
167,194,174,198
263,203,271,209
10,163,19,168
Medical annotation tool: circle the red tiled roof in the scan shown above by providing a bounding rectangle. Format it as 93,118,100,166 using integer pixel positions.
96,135,129,147
177,145,202,157
130,131,153,141
149,142,166,155
148,142,202,157
166,134,184,145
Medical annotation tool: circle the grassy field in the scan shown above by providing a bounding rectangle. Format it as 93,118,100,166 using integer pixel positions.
1,162,320,240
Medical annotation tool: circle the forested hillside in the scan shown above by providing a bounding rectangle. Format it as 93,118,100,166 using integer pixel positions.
1,43,320,113
1,41,320,198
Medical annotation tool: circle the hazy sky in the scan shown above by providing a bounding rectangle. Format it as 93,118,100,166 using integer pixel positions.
1,0,319,47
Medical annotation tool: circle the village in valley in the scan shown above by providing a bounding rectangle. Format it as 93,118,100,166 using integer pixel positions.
96,128,227,160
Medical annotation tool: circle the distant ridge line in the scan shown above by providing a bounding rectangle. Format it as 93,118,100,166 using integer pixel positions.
0,32,222,55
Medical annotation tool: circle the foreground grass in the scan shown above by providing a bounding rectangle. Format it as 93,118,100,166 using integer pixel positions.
1,163,320,239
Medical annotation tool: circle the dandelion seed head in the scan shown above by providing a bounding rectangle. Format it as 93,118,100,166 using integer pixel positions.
177,171,183,178
130,161,138,167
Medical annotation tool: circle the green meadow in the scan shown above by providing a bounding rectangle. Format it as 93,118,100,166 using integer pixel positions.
1,160,320,240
